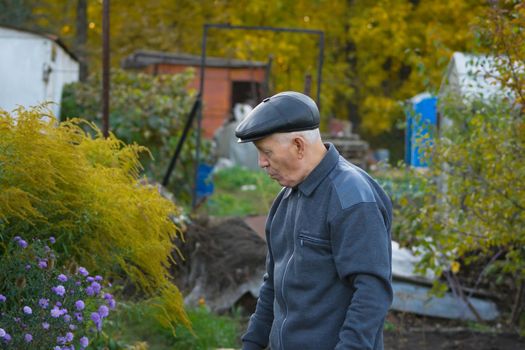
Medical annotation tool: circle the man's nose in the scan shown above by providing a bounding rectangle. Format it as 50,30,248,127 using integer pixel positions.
258,154,269,168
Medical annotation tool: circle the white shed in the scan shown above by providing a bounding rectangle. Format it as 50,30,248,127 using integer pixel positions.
438,52,519,130
0,25,79,117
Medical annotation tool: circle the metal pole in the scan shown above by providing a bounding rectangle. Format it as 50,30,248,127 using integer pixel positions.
163,95,201,187
207,23,323,36
316,31,324,111
193,25,208,209
102,0,110,138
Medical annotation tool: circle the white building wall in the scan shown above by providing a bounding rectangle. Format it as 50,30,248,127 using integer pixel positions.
0,26,79,117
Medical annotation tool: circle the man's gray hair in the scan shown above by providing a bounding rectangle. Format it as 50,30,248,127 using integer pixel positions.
276,128,321,144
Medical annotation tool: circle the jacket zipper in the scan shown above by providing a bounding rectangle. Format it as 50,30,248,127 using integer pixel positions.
298,234,330,247
279,190,300,349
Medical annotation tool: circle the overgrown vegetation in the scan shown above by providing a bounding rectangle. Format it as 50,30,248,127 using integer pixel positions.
377,2,525,331
0,105,189,331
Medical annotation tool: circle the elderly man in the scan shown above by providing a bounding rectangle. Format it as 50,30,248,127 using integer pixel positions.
235,91,393,350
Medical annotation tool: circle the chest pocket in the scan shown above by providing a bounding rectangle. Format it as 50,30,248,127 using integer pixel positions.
298,233,331,249
294,231,335,281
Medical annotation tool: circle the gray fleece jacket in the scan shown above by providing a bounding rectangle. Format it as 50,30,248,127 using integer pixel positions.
242,143,393,350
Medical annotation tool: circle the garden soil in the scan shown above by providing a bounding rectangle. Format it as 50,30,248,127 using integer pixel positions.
384,311,524,349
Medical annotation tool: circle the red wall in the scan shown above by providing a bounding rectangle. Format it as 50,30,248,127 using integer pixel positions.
146,64,266,138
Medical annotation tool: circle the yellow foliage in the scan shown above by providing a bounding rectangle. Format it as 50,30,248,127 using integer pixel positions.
0,105,189,329
450,261,460,274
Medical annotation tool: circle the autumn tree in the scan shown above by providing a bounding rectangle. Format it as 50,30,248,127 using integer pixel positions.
15,0,490,150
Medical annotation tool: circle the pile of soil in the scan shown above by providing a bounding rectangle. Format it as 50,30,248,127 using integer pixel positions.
172,216,266,312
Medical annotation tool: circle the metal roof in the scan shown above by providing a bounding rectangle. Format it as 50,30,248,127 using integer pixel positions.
0,24,78,61
439,52,516,102
121,50,268,70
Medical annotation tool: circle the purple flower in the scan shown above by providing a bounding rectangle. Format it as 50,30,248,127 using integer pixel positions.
108,298,116,309
91,281,101,294
85,286,94,296
91,312,102,330
104,293,113,300
23,306,32,314
13,236,21,242
0,328,5,337
98,305,109,318
51,307,61,318
50,236,56,244
3,333,11,342
54,347,61,350
80,336,89,347
42,322,50,330
86,276,95,283
57,336,66,345
39,298,49,309
91,312,100,323
24,333,32,342
18,239,28,248
74,312,83,322
95,275,103,281
57,274,68,282
25,264,31,270
75,300,85,311
65,332,74,342
63,314,72,323
69,324,77,330
52,285,66,296
38,259,48,269
0,294,6,302
78,267,89,276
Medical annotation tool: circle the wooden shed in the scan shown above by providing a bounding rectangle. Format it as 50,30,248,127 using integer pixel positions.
122,50,269,138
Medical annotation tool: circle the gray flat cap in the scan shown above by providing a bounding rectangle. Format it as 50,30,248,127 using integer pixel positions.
235,91,320,143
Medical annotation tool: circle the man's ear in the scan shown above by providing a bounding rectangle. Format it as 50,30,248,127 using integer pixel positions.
292,137,306,159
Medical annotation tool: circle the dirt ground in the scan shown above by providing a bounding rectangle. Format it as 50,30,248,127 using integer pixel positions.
384,311,524,350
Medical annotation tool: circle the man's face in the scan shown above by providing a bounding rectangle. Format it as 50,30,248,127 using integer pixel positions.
254,134,302,187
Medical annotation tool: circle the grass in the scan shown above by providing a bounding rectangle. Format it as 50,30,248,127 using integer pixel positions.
202,166,282,217
102,301,243,349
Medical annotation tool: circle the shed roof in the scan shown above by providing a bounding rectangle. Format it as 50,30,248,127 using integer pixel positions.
122,50,268,70
0,24,78,61
439,52,515,101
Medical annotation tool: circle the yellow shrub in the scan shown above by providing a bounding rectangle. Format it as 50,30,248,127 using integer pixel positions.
0,105,189,329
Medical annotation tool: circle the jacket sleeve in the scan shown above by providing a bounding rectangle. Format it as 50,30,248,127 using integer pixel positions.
241,248,275,350
330,202,393,350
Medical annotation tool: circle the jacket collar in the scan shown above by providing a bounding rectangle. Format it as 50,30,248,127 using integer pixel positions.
295,143,339,197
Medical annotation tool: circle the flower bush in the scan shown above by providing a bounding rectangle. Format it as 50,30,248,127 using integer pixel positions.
0,105,189,331
0,237,116,349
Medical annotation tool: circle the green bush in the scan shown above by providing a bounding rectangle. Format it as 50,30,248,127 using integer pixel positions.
0,105,189,331
61,68,211,205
